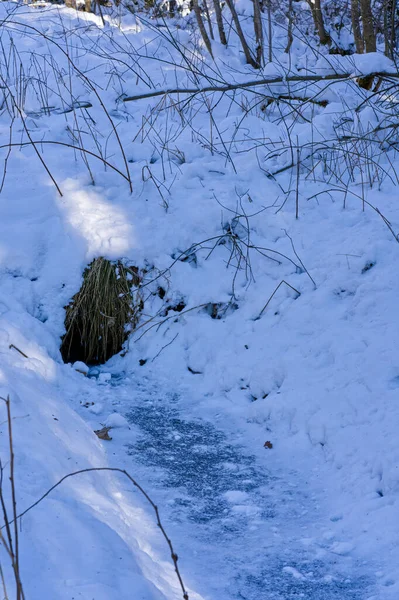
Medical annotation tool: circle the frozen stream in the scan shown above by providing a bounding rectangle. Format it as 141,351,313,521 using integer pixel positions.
89,374,373,600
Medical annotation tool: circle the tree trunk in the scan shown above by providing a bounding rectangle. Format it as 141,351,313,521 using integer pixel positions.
351,0,364,52
356,0,376,87
359,0,376,52
308,0,331,45
267,0,272,61
383,0,397,58
213,0,227,45
203,0,215,40
225,0,258,67
253,0,264,67
193,0,214,57
285,0,294,53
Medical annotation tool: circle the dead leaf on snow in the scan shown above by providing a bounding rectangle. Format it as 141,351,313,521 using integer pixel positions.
94,426,112,441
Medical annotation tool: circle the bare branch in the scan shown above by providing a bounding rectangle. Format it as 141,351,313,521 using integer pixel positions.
122,71,399,103
7,467,189,600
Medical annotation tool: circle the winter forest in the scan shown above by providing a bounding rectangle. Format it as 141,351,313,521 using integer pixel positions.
0,0,398,598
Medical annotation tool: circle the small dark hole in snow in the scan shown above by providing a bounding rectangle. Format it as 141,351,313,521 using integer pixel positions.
172,246,197,266
188,366,202,375
362,261,375,273
161,300,186,316
36,305,48,323
203,302,239,320
139,359,147,366
158,286,166,299
377,489,384,497
174,301,186,312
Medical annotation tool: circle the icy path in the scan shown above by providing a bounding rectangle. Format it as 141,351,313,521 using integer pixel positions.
82,374,373,600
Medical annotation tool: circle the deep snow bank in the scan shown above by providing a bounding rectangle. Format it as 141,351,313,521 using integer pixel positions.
0,313,197,599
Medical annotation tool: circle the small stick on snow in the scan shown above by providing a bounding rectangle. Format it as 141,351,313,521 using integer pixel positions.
9,345,29,359
255,280,301,320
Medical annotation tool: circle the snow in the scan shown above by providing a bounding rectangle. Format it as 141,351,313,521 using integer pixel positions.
313,53,396,77
73,360,89,375
351,53,395,75
104,412,131,428
88,402,104,414
0,1,398,599
282,566,306,580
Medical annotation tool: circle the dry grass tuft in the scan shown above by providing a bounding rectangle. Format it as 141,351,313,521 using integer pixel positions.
61,258,142,365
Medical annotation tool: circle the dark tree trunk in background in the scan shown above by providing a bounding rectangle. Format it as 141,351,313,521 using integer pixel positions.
285,0,294,53
359,0,377,51
253,0,264,66
203,0,215,40
225,0,258,67
169,0,177,16
213,0,227,45
308,0,331,45
193,0,214,56
267,0,273,61
351,0,364,52
384,0,397,58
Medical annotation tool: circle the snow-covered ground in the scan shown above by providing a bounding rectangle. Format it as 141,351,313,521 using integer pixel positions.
0,2,399,599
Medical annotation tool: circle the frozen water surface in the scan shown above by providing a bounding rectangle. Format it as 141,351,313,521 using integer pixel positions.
122,387,372,600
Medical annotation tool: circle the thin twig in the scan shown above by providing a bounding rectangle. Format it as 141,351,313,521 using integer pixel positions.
5,21,133,193
283,230,317,288
151,333,179,362
296,136,300,219
0,562,9,600
0,74,62,197
255,280,301,319
8,345,29,359
10,467,189,600
0,397,25,600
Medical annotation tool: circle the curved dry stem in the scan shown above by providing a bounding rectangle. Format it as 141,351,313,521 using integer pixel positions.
6,467,189,600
